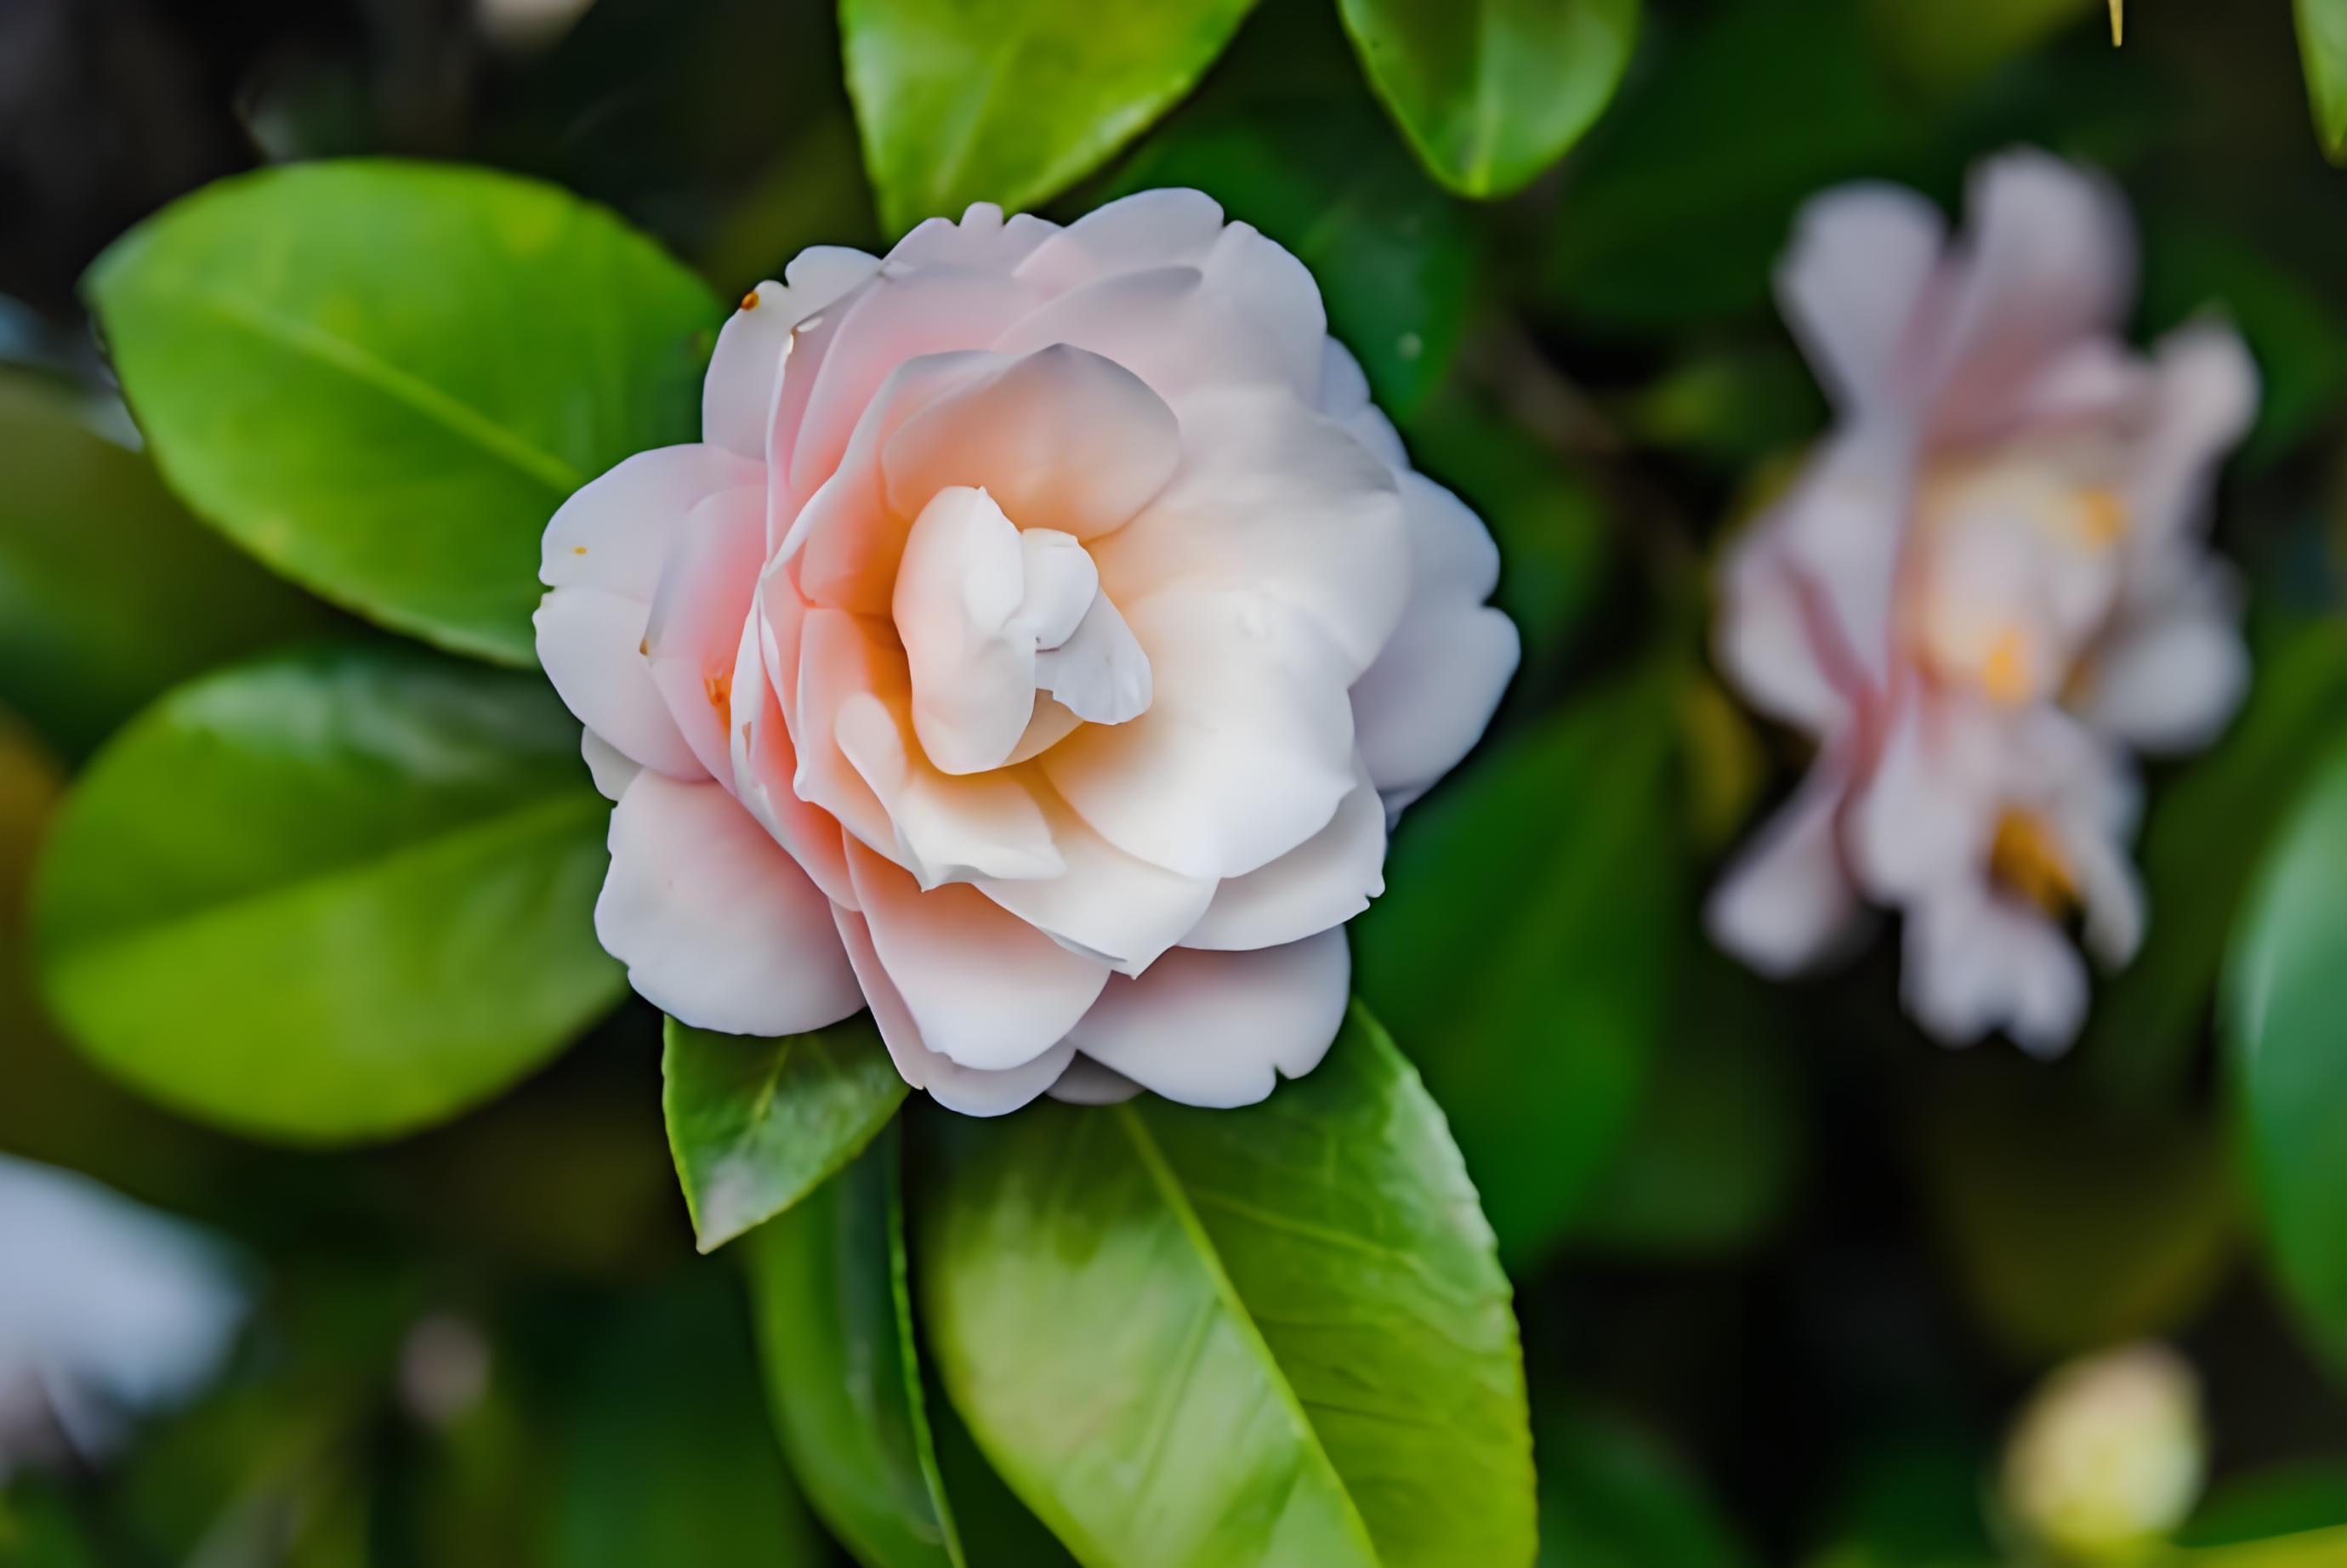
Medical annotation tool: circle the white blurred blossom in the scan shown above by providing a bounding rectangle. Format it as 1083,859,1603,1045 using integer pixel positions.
1708,150,2257,1054
2000,1342,2205,1561
0,1153,247,1476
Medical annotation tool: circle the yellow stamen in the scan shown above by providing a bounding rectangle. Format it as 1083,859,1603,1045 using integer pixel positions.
1981,628,2033,705
739,290,761,311
1992,810,2079,917
2077,486,2129,547
2109,0,2123,45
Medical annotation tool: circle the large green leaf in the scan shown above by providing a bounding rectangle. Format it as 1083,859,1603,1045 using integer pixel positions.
2299,0,2347,165
32,643,622,1143
664,1013,906,1252
2226,732,2347,1376
0,372,328,760
2083,616,2347,1104
840,0,1259,236
1351,669,1678,1269
1337,0,1639,198
746,1127,963,1568
85,160,716,666
918,1003,1535,1568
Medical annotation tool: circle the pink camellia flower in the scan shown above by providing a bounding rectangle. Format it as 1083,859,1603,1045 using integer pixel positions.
537,190,1517,1113
1708,151,2257,1054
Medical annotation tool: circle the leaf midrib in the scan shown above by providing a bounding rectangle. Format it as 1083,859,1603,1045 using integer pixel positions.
54,789,602,964
122,270,585,497
1109,1102,1385,1566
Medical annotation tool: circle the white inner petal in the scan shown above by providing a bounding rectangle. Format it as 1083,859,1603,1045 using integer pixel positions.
893,486,1151,775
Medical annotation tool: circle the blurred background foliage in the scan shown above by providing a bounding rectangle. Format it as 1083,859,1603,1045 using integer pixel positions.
11,0,2347,1563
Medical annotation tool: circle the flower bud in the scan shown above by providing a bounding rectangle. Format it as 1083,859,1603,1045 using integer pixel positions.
1999,1343,2205,1562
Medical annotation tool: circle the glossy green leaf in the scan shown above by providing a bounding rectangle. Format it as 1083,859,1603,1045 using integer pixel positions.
2083,616,2347,1104
841,0,1259,236
1352,669,1678,1269
1337,0,1639,198
554,1270,822,1567
2227,731,2347,1376
1537,1405,1754,1568
918,1003,1535,1568
0,371,327,759
1111,93,1472,414
747,1127,963,1568
85,160,716,665
2299,0,2347,164
33,643,622,1143
664,1013,906,1252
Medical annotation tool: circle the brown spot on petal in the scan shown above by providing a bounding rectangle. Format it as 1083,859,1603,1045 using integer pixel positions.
739,290,761,311
1980,628,2033,705
705,671,733,730
1991,810,2078,918
2076,486,2129,548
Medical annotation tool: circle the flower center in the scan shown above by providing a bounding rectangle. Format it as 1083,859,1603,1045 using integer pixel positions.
1907,444,2131,707
1989,808,2078,917
892,486,1152,776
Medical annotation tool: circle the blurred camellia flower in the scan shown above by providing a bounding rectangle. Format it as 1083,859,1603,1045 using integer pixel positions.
1999,1342,2205,1562
537,190,1517,1113
0,1153,247,1477
1708,150,2257,1054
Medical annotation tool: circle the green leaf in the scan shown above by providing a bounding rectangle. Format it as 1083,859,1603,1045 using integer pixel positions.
1336,0,1639,199
2299,0,2347,164
918,1003,1535,1568
747,1126,964,1568
2227,730,2347,1376
0,370,328,759
1351,669,1677,1269
2083,616,2347,1104
85,160,717,666
553,1270,824,1567
1863,0,2100,91
841,0,1259,236
32,643,623,1144
664,1013,906,1252
1536,1404,1754,1568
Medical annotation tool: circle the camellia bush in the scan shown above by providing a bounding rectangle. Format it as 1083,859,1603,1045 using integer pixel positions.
14,0,2347,1565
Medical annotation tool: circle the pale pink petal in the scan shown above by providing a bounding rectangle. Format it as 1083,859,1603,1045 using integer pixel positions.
1704,764,1867,976
890,486,1039,774
597,772,861,1036
1924,151,2136,442
702,248,881,459
834,692,1064,884
791,607,901,853
580,729,639,803
1776,182,1945,413
2126,321,2259,548
541,445,763,599
844,840,1108,1071
1903,883,2088,1057
991,267,1306,406
2078,609,2248,755
537,445,761,777
832,906,1072,1116
1034,593,1151,726
534,588,704,778
1097,390,1410,677
1846,695,1995,903
643,485,765,781
725,614,856,908
784,270,1051,501
1712,537,1849,736
1042,588,1359,880
881,344,1181,540
1185,766,1385,952
975,788,1217,975
1013,188,1225,290
1046,1055,1145,1105
1065,931,1350,1109
1764,429,1916,688
886,202,1060,272
784,350,999,612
